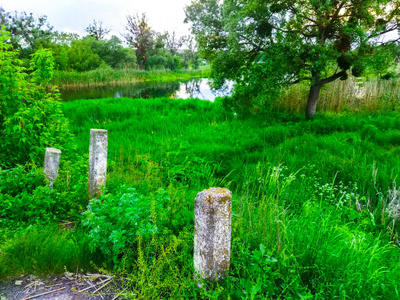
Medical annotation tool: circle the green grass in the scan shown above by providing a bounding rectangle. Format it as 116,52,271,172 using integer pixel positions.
0,226,103,278
1,96,400,298
62,97,400,199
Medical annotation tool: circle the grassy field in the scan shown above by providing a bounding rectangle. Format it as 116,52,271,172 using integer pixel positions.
1,94,400,298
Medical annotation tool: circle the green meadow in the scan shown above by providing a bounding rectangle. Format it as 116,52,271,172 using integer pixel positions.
2,94,400,298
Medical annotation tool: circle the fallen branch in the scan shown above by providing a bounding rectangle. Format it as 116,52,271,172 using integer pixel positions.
21,287,66,300
93,278,113,294
45,283,63,288
77,276,114,293
24,282,35,288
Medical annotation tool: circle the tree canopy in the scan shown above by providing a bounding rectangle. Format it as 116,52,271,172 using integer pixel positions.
185,0,400,117
0,8,55,57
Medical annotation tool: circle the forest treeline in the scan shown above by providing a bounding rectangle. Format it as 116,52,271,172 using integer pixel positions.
0,8,201,72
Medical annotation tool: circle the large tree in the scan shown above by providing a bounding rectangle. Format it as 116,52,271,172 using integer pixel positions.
185,0,400,117
124,13,155,70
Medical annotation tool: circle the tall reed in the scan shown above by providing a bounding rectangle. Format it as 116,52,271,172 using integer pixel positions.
53,67,210,88
275,77,400,113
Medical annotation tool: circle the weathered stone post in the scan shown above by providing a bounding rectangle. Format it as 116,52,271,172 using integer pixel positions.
89,129,108,198
43,147,61,189
194,187,232,284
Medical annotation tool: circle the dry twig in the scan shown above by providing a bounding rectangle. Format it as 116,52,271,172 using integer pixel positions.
21,287,66,300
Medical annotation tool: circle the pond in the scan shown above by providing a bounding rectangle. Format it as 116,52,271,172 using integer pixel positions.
59,78,232,102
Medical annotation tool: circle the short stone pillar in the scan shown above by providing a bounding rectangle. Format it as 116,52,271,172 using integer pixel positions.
89,129,108,198
194,187,232,284
43,147,61,189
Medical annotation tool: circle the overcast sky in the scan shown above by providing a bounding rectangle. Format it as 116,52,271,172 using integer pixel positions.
0,0,194,39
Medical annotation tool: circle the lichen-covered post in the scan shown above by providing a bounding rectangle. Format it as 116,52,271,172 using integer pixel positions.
194,187,232,284
43,147,61,189
89,129,108,198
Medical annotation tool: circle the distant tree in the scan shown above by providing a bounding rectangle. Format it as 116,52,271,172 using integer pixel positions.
55,45,69,70
0,8,55,57
184,35,200,70
67,38,102,71
185,0,400,117
124,13,155,70
85,19,111,41
88,35,137,68
165,31,186,56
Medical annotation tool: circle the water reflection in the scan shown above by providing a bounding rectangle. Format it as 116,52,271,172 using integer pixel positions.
60,78,232,102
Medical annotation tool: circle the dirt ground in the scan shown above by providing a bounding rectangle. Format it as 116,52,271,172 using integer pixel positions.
0,274,126,300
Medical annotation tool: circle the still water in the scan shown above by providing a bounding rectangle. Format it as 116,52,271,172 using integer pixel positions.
60,78,232,102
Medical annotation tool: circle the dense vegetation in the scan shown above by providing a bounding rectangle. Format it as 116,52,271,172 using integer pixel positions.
1,2,400,299
1,94,400,298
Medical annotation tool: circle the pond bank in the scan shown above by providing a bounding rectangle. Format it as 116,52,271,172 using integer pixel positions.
53,68,210,89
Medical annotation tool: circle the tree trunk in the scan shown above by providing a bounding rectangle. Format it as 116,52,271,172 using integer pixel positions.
305,83,322,119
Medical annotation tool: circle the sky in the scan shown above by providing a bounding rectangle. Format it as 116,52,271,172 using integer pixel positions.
0,0,194,39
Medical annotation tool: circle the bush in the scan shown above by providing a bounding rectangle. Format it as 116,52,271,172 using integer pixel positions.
0,186,76,227
0,30,74,167
82,187,169,265
0,165,45,197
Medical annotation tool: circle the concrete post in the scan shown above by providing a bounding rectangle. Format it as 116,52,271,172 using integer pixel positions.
43,147,61,189
89,129,108,198
194,187,232,284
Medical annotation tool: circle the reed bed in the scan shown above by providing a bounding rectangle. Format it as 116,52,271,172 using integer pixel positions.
275,77,400,113
53,67,211,88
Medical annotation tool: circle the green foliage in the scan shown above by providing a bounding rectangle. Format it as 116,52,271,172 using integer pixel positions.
0,186,75,227
82,187,169,265
66,38,102,72
0,30,74,167
30,48,55,84
0,165,83,228
0,165,44,197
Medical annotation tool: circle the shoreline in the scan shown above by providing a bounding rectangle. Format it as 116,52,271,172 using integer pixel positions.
53,69,210,89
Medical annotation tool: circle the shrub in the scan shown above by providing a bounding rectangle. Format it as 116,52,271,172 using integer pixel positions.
82,187,169,265
0,186,76,227
0,30,74,167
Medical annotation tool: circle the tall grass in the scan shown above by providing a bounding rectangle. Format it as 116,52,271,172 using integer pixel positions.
2,94,400,297
0,226,103,278
53,67,210,88
60,96,400,297
62,97,400,199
